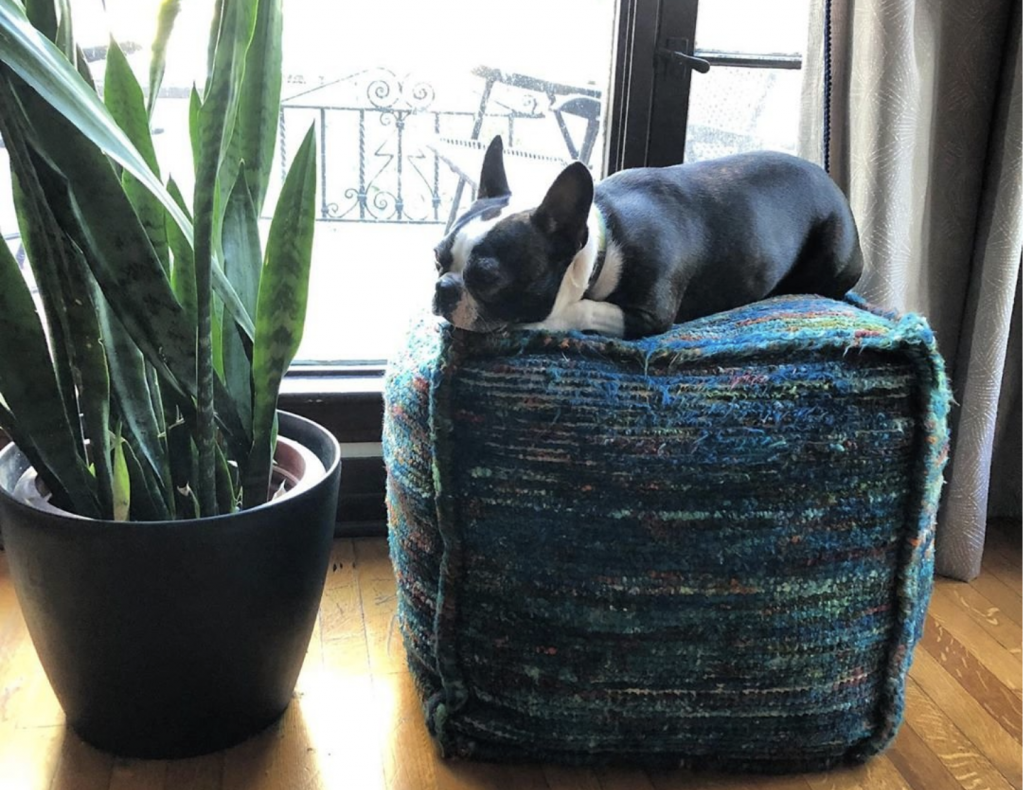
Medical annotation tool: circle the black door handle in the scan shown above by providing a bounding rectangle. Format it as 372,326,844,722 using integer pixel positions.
655,38,711,74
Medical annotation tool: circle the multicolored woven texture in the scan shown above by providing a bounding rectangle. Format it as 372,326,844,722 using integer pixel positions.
383,295,950,772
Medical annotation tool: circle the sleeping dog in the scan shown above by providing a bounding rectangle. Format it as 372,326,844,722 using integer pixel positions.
432,136,862,339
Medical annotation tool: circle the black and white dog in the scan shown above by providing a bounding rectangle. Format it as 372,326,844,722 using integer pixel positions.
432,136,862,339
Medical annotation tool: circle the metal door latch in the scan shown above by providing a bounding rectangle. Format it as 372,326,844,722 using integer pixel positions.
655,37,712,74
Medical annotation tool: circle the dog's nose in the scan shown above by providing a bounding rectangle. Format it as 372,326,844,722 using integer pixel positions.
433,273,462,317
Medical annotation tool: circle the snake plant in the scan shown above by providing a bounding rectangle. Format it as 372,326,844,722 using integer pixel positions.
0,0,318,519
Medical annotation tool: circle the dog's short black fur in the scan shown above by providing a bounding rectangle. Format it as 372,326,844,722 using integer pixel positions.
433,136,862,338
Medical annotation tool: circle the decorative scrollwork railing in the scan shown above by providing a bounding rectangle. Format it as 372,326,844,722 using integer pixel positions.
274,68,547,225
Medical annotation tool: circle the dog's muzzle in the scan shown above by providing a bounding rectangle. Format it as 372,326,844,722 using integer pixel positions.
433,272,463,319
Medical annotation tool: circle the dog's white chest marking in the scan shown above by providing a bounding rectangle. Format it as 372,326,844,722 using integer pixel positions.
588,238,623,302
518,207,626,337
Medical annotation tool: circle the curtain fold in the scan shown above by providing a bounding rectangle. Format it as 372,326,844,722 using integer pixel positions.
799,0,1023,580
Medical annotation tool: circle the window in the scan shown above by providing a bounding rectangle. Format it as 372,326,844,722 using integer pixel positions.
687,0,810,161
0,0,814,530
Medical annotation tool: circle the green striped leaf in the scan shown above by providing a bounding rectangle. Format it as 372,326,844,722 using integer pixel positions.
24,0,56,42
166,176,197,329
221,171,260,439
121,435,169,520
193,0,258,515
111,427,130,521
0,73,84,459
91,277,173,514
146,0,180,116
0,0,192,238
0,394,71,507
61,241,114,520
244,124,316,508
104,37,169,274
18,99,198,400
215,440,237,514
189,84,201,170
232,0,281,213
0,229,99,517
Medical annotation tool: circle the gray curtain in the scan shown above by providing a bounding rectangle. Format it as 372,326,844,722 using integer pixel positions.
799,0,1023,580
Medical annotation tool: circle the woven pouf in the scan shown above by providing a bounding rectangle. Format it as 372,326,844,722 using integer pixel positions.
382,294,950,772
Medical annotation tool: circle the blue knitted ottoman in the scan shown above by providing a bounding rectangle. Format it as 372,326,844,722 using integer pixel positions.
382,295,950,772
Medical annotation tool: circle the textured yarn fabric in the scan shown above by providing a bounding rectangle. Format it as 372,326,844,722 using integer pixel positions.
383,295,951,772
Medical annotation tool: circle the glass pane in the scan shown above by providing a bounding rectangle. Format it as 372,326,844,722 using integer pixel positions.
281,2,615,363
685,67,803,162
0,1,616,365
695,0,810,55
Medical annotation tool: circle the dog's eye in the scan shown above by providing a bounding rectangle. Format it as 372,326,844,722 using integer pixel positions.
433,247,442,272
465,257,504,297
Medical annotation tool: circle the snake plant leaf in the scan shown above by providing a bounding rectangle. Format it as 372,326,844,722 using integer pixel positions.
0,0,192,239
166,176,197,329
111,427,130,522
0,395,71,508
233,0,282,214
146,0,180,117
19,109,197,402
0,72,83,456
166,413,198,520
221,171,261,438
215,0,281,232
121,436,169,521
189,84,201,169
61,241,115,520
90,277,174,514
244,124,316,509
171,166,256,345
0,233,100,518
215,440,236,514
104,37,169,274
53,0,71,58
24,0,55,41
193,0,258,515
205,0,226,97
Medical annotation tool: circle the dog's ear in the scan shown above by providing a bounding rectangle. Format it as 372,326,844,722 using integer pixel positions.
478,136,511,200
533,162,593,249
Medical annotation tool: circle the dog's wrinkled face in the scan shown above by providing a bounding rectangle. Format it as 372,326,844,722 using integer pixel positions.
432,136,593,332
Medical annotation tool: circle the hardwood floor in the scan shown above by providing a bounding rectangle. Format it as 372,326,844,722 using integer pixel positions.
0,526,1020,790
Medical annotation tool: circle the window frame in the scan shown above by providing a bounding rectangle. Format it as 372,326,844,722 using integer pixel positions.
282,0,806,534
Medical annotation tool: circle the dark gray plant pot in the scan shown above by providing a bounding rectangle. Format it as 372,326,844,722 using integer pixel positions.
0,411,340,758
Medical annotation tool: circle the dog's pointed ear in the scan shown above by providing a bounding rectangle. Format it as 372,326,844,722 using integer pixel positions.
478,136,510,200
533,162,593,248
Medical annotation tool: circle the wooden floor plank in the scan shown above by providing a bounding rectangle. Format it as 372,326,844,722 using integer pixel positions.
920,616,1023,742
596,767,658,789
108,757,169,790
376,668,438,790
162,753,224,790
749,776,817,790
887,723,963,790
353,538,406,676
319,539,371,673
982,526,1023,597
646,767,766,789
903,679,1014,790
542,764,605,790
1,537,1022,790
48,731,115,790
909,650,1022,789
802,756,909,790
436,761,550,790
926,587,1022,692
935,579,1023,657
970,572,1023,628
0,723,65,790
